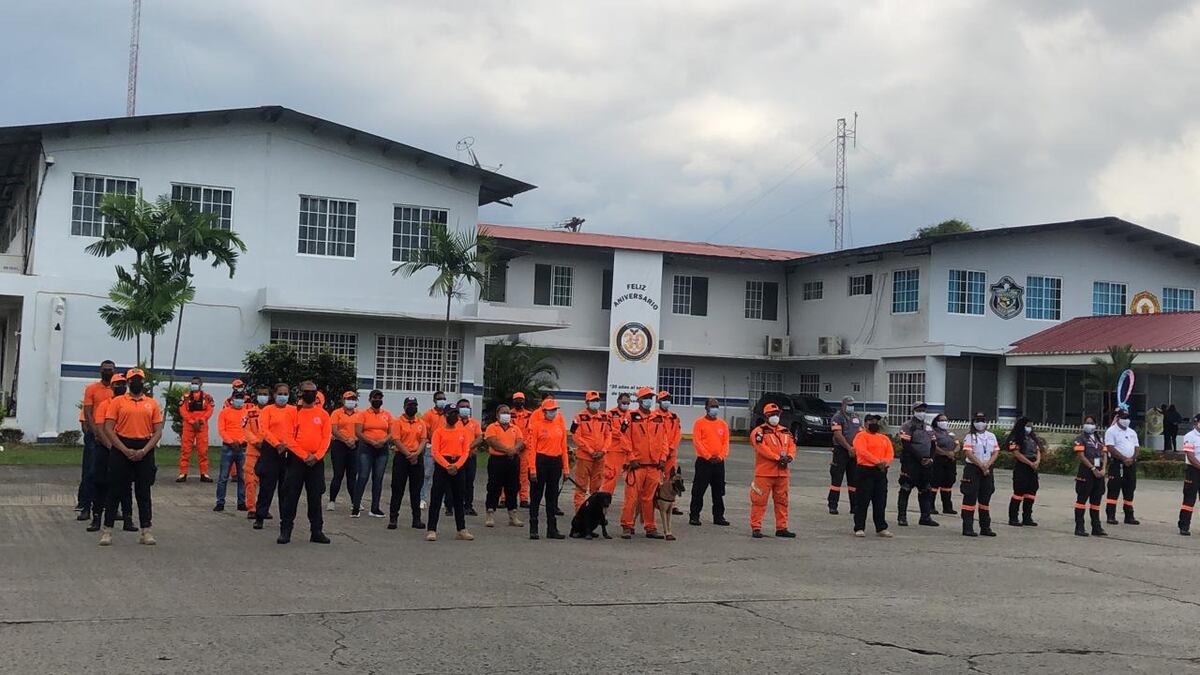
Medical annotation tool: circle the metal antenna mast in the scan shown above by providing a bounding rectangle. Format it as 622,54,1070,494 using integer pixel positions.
126,0,142,116
832,113,857,250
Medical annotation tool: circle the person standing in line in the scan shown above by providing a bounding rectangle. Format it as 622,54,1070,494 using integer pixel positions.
527,398,570,540
213,394,249,512
243,385,268,521
570,391,610,511
852,414,894,538
224,380,249,484
354,390,392,519
419,391,449,512
483,404,524,528
897,402,938,527
277,381,332,545
748,403,796,539
930,413,958,515
828,396,861,516
88,373,134,533
603,393,633,509
689,398,731,527
658,391,684,516
1104,409,1140,525
959,412,998,537
326,392,360,512
1072,415,1108,537
77,359,116,521
388,397,427,530
1177,414,1200,536
254,383,296,530
426,405,474,542
510,392,534,508
620,388,668,539
1006,417,1044,527
451,399,484,517
99,369,163,546
177,376,215,483
1164,404,1182,453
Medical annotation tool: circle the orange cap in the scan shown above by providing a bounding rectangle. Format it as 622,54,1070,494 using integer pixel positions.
341,391,357,400
657,390,671,401
110,373,126,384
763,403,782,415
512,392,526,400
125,368,145,379
540,398,559,411
585,390,601,402
636,386,655,399
231,378,245,388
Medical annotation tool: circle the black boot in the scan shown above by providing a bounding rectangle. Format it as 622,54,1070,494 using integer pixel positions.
1008,498,1022,526
941,491,957,515
387,516,398,530
122,518,139,533
1105,503,1119,525
896,489,910,526
1123,506,1140,525
1091,512,1108,537
310,531,331,544
87,514,102,532
1021,498,1038,527
978,510,996,536
1181,511,1193,536
962,511,977,537
929,492,939,515
828,492,839,515
529,519,540,540
76,508,91,522
918,492,939,527
276,525,292,544
1074,508,1088,536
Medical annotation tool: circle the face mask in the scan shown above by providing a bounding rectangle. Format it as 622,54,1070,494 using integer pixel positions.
444,410,459,424
845,405,855,413
370,399,383,410
545,410,558,421
404,405,418,416
936,420,949,430
100,369,114,382
973,421,986,431
231,398,244,409
435,399,447,409
513,401,525,410
1082,423,1096,434
499,413,512,424
588,401,601,412
867,422,881,433
112,385,127,397
1117,419,1130,429
659,401,671,411
127,380,144,395
301,390,317,404
256,394,269,406
1024,426,1033,434
190,384,201,392
707,407,720,418
275,394,289,405
639,399,653,411
459,407,472,418
344,400,358,410
619,402,630,411
768,415,781,426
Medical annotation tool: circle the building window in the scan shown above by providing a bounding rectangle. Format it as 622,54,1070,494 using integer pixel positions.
888,371,926,421
947,269,985,315
601,269,613,309
297,195,356,258
672,275,709,316
71,174,138,237
657,367,693,406
744,281,779,320
480,261,507,303
1092,281,1127,316
803,281,823,301
848,274,873,296
171,183,233,230
392,205,448,263
1026,276,1062,320
1164,287,1195,313
796,373,820,397
534,264,573,307
375,334,461,393
270,328,358,367
892,269,920,314
748,371,784,404
851,381,861,393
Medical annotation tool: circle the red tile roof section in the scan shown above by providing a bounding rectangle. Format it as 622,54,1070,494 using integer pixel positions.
479,223,809,262
1009,313,1200,355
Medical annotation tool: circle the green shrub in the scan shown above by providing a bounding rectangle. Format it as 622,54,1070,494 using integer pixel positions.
56,430,82,445
0,428,24,444
162,384,187,435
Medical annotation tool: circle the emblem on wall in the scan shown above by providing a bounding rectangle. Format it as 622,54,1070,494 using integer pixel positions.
615,322,654,362
1130,291,1160,314
989,276,1024,320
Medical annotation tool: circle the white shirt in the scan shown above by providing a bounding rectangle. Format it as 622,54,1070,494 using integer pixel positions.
962,430,999,466
1104,424,1139,459
1182,429,1200,460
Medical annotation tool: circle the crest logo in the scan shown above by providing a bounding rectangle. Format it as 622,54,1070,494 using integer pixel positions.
989,276,1024,320
1130,291,1160,314
615,322,654,362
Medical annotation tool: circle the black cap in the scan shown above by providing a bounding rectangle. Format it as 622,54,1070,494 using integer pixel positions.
404,397,418,406
864,414,882,422
972,411,986,420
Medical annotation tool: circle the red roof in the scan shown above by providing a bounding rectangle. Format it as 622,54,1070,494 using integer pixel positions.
479,224,809,262
1009,313,1200,355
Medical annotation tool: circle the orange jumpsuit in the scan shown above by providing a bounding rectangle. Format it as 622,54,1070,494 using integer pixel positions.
750,422,796,531
661,410,682,475
602,406,631,495
512,407,533,502
178,390,215,476
243,403,262,511
570,410,610,509
619,410,668,533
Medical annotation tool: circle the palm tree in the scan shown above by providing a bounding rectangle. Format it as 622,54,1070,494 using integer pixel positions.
392,223,491,392
89,192,164,361
98,253,194,369
161,197,246,386
483,339,560,417
1082,344,1137,419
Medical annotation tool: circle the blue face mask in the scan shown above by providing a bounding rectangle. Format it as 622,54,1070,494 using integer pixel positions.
639,398,653,411
231,398,244,409
189,383,200,392
459,407,472,418
256,395,269,406
707,407,720,417
275,394,289,406
659,401,671,411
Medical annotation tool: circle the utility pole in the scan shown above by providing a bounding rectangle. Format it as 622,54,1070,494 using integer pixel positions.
126,0,142,116
832,113,856,250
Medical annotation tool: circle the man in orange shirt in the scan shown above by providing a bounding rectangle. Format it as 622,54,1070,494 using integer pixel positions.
602,392,633,503
243,385,268,520
484,404,525,528
254,383,296,530
749,403,796,539
689,398,731,527
510,392,533,507
77,359,115,520
99,368,164,546
852,414,895,538
87,373,134,533
177,376,215,483
277,380,332,544
426,405,474,541
353,389,392,518
620,387,668,539
214,393,249,512
326,392,360,512
527,398,570,540
389,397,427,530
419,391,450,511
570,391,610,511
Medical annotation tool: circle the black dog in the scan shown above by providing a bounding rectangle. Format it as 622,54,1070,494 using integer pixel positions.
569,492,613,540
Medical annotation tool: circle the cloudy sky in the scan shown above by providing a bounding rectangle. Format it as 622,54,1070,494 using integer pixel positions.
3,1,1199,252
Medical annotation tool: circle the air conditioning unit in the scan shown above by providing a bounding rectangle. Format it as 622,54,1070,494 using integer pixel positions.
766,335,790,357
818,336,843,355
731,416,750,432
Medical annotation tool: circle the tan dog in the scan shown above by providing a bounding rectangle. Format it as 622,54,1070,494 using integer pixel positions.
653,469,686,541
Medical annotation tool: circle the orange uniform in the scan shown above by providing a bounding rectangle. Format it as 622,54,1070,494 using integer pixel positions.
391,415,427,458
178,390,215,476
484,421,523,457
243,403,262,509
432,425,471,470
511,407,533,501
260,403,299,453
105,394,164,440
570,408,610,509
292,405,333,461
527,417,570,477
358,407,393,445
749,422,795,531
853,431,895,467
217,405,247,445
660,409,682,475
330,408,360,444
692,416,730,461
93,395,120,448
620,408,668,533
81,380,113,428
602,406,631,495
423,407,447,441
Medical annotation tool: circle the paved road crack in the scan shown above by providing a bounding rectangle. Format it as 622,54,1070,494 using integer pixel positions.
318,612,351,668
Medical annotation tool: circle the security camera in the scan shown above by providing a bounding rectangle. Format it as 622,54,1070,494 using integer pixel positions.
44,155,55,166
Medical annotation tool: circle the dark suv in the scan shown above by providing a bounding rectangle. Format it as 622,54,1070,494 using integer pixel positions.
752,392,835,445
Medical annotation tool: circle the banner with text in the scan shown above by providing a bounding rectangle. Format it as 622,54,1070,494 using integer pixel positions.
606,249,664,407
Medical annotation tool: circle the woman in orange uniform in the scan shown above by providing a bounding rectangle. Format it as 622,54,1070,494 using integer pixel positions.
528,398,570,540
254,383,296,530
852,414,895,538
389,397,427,530
354,390,393,519
99,369,164,546
484,404,525,527
426,405,474,541
326,392,360,512
88,374,134,533
277,381,332,545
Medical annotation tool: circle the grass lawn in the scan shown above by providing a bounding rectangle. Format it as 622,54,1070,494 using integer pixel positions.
0,444,219,468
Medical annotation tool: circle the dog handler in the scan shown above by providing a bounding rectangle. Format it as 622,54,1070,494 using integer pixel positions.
570,391,610,511
528,399,570,540
620,388,668,539
749,403,796,539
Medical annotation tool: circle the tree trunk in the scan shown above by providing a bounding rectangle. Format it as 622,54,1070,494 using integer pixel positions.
149,333,156,372
169,302,186,388
443,291,452,393
136,334,142,364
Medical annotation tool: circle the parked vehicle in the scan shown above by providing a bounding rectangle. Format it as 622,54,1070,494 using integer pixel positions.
751,392,835,446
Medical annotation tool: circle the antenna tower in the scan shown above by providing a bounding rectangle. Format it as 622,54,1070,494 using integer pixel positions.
126,0,142,116
832,113,857,250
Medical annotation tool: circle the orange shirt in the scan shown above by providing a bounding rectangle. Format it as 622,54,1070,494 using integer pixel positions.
422,407,446,442
853,431,895,468
607,407,631,454
330,408,360,443
179,390,215,424
81,380,112,423
571,411,610,459
217,405,247,445
260,404,298,448
93,396,120,446
692,416,730,461
244,404,262,447
358,407,393,443
511,408,533,435
105,394,164,439
432,425,471,469
527,418,570,474
484,421,523,457
391,415,428,454
293,405,332,460
457,417,483,446
626,410,667,465
661,411,682,450
751,423,795,477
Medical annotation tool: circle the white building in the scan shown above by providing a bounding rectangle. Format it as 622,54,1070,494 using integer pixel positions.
2,107,1199,443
